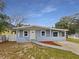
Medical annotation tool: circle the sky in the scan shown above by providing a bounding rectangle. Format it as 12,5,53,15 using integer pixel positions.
5,0,79,27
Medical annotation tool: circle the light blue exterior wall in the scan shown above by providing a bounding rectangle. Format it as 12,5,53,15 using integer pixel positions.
16,30,30,42
16,29,66,42
36,30,66,41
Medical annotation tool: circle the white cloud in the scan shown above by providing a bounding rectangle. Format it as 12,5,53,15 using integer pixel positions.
41,6,57,13
24,12,43,18
27,13,42,17
25,6,57,18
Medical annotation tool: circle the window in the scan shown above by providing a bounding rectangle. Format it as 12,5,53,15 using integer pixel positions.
53,32,58,37
12,31,16,34
24,31,28,36
41,31,45,36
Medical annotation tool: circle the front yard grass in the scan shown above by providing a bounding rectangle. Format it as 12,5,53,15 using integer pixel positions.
67,38,79,43
0,41,79,59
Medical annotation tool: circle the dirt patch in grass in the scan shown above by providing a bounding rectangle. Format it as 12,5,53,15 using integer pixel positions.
40,41,61,46
0,41,34,59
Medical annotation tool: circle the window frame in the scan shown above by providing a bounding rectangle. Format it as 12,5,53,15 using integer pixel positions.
53,31,58,37
23,31,29,37
40,30,46,37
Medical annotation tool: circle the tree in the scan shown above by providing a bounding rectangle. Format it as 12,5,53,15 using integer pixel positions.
0,0,10,33
0,0,15,34
10,15,25,26
72,13,79,33
55,14,79,34
0,0,5,12
0,13,10,33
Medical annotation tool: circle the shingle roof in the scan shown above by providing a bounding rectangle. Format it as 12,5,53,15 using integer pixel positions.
13,25,68,31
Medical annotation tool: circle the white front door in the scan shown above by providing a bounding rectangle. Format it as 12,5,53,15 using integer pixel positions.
30,30,36,40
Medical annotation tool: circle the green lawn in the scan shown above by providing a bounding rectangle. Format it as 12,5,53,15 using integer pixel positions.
67,38,79,43
23,45,79,59
0,42,79,59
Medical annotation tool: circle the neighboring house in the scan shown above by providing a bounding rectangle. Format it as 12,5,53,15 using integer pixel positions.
68,33,79,39
13,25,68,43
1,29,16,41
1,23,16,41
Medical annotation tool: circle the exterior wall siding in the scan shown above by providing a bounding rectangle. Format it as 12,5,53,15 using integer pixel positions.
16,30,30,42
16,29,66,42
36,30,66,41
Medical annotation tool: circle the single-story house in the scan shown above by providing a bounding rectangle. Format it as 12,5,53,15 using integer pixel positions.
13,25,68,43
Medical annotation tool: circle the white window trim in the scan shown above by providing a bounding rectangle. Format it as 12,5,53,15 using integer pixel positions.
40,30,46,37
23,30,29,37
52,31,58,37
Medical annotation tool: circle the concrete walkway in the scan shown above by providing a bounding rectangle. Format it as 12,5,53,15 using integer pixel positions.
33,41,69,51
58,41,79,55
34,41,79,55
33,41,79,55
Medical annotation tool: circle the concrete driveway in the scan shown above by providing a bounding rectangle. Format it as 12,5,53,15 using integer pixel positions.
58,41,79,55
